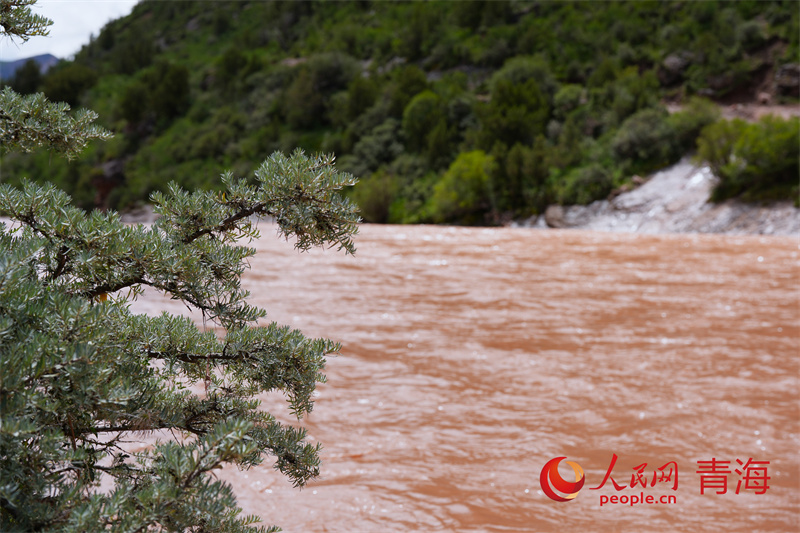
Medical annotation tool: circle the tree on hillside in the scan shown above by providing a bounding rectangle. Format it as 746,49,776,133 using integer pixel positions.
9,58,41,94
0,1,360,531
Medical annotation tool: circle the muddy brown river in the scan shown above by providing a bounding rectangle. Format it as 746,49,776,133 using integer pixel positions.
131,224,799,532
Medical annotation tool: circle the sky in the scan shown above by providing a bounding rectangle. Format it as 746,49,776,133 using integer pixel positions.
0,0,139,62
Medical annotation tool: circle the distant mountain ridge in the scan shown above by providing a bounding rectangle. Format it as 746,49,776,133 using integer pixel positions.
0,53,59,79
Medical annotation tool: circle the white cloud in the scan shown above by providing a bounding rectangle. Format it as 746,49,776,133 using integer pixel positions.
0,0,139,61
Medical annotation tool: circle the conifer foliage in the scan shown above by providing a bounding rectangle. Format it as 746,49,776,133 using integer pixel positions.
0,2,360,531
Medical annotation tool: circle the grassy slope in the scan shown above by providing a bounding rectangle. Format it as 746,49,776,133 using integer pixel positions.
1,0,797,221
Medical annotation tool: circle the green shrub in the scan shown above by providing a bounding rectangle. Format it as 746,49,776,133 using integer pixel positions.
326,90,350,129
558,163,615,205
119,61,191,125
346,76,378,120
397,3,441,60
667,96,720,153
553,84,583,120
698,115,800,202
285,69,323,129
429,150,495,223
305,52,360,94
478,77,550,148
402,90,445,152
285,53,360,129
477,34,513,68
509,137,550,212
338,118,404,178
587,57,619,88
111,37,154,75
738,19,767,51
43,63,97,107
453,0,512,30
216,46,248,89
349,169,398,223
490,55,559,101
152,62,191,120
400,80,464,167
119,80,148,123
611,68,660,120
387,65,429,117
487,139,550,215
611,107,676,166
549,109,587,169
425,118,456,169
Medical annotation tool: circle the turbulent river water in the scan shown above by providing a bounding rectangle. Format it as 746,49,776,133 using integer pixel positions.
131,224,799,532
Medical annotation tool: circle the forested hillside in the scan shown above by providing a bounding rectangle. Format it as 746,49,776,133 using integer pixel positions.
2,1,798,222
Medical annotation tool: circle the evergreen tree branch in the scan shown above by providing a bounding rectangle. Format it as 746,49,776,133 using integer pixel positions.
1,34,355,526
0,89,112,158
0,0,51,41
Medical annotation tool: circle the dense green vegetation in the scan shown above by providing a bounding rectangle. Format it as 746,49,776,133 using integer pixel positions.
2,0,798,223
698,115,799,203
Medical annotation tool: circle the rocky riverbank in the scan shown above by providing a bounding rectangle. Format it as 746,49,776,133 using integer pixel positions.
120,159,799,236
515,157,800,236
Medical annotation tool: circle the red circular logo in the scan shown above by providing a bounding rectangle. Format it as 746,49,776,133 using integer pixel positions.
540,457,585,502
